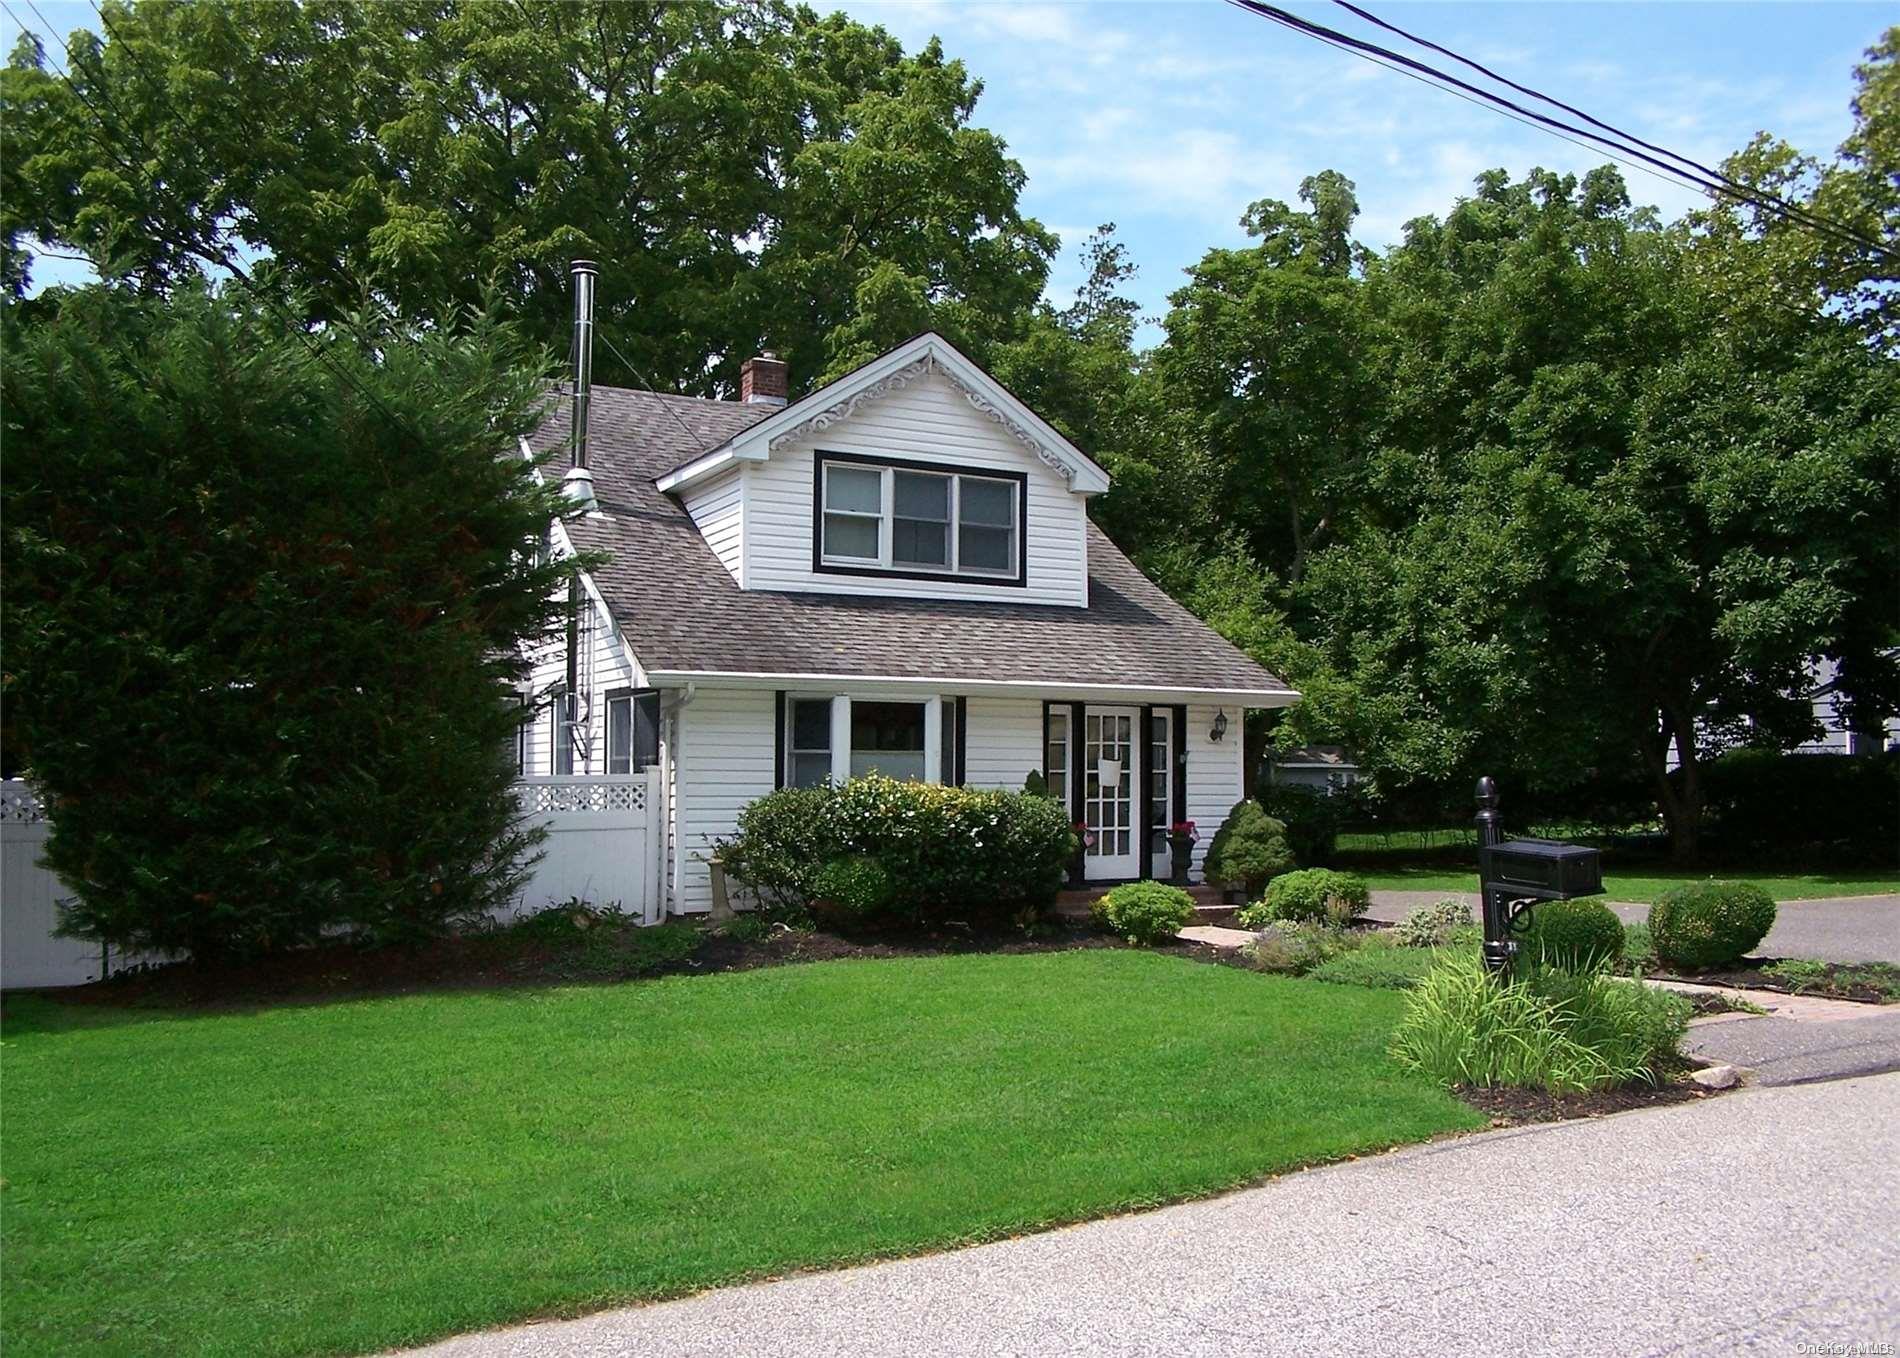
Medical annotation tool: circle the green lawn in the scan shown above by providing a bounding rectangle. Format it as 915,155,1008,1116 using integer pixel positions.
1347,865,1899,903
2,950,1478,1358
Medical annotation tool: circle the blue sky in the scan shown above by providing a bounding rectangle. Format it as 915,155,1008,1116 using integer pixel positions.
834,0,1889,333
8,1,1890,340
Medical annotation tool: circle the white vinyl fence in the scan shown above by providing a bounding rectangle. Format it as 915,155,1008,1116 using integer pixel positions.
2,771,666,989
509,772,665,925
1,782,112,988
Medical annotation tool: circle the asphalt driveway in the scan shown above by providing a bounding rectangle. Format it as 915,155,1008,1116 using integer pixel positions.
406,1074,1900,1358
1366,890,1900,964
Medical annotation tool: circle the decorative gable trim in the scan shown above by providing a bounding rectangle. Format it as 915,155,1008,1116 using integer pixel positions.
768,356,933,453
656,333,1111,497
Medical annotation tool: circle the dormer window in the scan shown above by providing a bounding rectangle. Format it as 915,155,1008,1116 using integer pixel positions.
815,452,1025,586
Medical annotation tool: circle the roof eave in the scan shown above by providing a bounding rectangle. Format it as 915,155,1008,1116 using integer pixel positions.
644,668,1299,708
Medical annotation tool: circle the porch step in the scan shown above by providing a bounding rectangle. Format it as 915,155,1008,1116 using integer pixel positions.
1054,884,1231,920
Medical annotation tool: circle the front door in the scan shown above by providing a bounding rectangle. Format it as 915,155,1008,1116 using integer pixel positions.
1083,706,1139,880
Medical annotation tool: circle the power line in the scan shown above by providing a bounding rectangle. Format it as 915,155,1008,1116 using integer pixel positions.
1246,13,1722,210
1225,0,1896,264
594,327,721,451
1326,0,1890,258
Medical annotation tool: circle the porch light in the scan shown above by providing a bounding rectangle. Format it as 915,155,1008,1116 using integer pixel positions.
1209,709,1229,742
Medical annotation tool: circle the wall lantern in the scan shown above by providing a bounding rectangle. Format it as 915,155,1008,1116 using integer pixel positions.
1209,708,1229,742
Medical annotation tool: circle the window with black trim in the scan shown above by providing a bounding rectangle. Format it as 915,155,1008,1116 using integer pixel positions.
605,689,660,775
787,698,833,788
1045,707,1069,805
816,454,1024,584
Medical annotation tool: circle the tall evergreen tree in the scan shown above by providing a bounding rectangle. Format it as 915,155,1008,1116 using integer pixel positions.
2,286,577,958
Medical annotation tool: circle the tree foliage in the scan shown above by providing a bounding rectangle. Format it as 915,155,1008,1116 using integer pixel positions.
1133,32,1899,859
1,1,1054,395
1,287,573,959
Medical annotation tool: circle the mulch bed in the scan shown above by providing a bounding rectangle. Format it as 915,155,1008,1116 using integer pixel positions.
1646,959,1898,1004
48,915,1185,1012
1456,1072,1725,1127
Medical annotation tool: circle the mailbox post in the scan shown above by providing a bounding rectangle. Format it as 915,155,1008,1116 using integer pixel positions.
1474,777,1604,976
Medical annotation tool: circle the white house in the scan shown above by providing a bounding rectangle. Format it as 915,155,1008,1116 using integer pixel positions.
518,328,1298,917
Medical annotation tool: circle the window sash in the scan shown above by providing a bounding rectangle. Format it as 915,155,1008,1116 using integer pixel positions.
551,686,573,775
606,692,633,775
818,460,1019,580
849,700,927,782
788,697,833,789
1045,708,1069,804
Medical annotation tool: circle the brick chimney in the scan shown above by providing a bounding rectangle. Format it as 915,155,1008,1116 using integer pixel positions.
740,351,789,406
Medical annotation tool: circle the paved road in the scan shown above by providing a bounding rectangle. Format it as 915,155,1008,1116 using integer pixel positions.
1685,1009,1900,1086
408,1075,1900,1358
1366,891,1900,964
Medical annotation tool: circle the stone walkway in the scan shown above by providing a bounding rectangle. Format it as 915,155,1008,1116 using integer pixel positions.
1175,924,1253,949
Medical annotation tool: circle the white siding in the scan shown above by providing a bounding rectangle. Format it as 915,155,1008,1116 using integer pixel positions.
674,686,777,912
1184,703,1246,884
682,466,745,585
740,369,1089,607
963,696,1045,791
520,582,638,777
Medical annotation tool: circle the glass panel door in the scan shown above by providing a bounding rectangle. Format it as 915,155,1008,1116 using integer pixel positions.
1084,706,1138,880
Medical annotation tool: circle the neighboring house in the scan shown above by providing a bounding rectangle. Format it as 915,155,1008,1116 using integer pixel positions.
1791,657,1900,757
519,327,1297,916
1262,745,1362,795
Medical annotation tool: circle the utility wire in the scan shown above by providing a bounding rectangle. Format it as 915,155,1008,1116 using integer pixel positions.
1327,0,1889,256
1249,13,1722,209
1225,0,1896,263
594,327,722,451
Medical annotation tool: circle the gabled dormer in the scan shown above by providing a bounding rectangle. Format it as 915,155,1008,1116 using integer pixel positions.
655,333,1111,608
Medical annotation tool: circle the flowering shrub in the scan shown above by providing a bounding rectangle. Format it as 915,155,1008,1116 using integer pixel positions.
1394,898,1473,948
720,775,1077,925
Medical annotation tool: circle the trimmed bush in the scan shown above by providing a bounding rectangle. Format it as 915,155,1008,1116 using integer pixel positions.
1515,898,1625,972
811,856,894,918
1238,868,1370,928
719,775,1076,926
1201,800,1294,896
1394,898,1472,948
1240,920,1347,975
1648,881,1778,970
1091,881,1194,946
1702,748,1898,858
1390,953,1691,1093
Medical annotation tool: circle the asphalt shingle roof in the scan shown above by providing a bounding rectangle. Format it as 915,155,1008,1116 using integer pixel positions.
527,383,1291,696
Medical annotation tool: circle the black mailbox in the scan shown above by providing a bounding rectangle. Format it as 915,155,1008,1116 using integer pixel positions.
1473,779,1605,975
1482,838,1603,900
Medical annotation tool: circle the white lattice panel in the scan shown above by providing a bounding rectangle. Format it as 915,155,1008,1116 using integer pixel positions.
0,780,46,824
517,777,647,815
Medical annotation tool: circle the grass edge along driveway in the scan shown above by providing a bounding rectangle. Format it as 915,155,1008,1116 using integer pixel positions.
3,949,1479,1358
1350,867,1899,903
